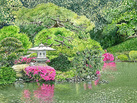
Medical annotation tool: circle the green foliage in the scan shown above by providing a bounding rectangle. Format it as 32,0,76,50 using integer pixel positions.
107,38,137,53
0,67,16,84
14,3,94,43
48,54,72,72
0,0,23,28
89,0,137,48
35,27,103,58
117,54,128,61
20,0,122,28
72,48,103,79
0,25,32,49
34,27,76,57
129,51,137,61
0,37,24,66
90,23,121,48
55,69,76,81
29,53,37,57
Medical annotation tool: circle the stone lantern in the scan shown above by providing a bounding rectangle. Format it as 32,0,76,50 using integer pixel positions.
28,43,55,66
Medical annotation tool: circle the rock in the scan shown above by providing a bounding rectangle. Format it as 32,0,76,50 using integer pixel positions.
12,64,29,77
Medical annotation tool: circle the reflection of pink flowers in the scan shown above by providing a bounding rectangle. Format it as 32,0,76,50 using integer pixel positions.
102,53,114,62
25,66,56,81
102,62,117,71
34,84,54,102
95,70,101,86
22,83,54,102
94,79,100,86
23,90,31,98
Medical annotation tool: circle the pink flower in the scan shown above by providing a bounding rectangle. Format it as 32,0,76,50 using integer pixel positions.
89,64,92,68
86,64,88,67
102,53,114,61
24,66,56,81
46,60,50,63
96,71,100,75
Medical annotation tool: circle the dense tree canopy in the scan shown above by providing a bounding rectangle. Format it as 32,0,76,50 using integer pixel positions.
20,0,122,28
90,0,137,48
0,0,23,28
14,3,94,44
34,27,103,58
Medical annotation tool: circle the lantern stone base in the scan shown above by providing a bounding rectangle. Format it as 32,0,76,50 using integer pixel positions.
35,62,48,66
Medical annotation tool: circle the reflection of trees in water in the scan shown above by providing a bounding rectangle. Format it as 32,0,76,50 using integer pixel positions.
22,83,54,103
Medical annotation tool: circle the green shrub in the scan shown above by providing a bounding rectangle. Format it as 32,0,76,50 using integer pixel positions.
34,27,103,58
29,53,37,57
117,54,128,61
0,67,16,84
15,3,94,43
55,69,76,81
72,48,103,79
0,25,32,50
0,37,24,66
107,38,137,53
48,54,72,72
129,51,137,61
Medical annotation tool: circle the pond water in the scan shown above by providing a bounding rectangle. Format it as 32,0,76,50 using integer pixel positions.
0,62,137,103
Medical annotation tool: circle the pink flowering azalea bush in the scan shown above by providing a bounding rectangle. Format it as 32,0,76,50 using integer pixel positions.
24,66,56,82
102,53,114,62
14,57,36,64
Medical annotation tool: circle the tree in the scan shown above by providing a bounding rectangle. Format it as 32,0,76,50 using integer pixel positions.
0,0,23,28
34,27,103,58
14,3,95,44
90,0,137,48
0,37,24,66
0,25,32,50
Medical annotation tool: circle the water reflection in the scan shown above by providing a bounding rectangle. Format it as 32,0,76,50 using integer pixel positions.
102,62,117,71
22,83,54,103
101,62,117,81
83,82,92,90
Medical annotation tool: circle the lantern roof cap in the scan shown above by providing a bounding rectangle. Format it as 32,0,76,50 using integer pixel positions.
28,43,56,51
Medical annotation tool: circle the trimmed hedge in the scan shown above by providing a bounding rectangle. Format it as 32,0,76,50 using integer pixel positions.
117,54,128,61
129,51,137,61
107,38,137,53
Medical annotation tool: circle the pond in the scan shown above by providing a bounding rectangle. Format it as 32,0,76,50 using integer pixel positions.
0,62,137,103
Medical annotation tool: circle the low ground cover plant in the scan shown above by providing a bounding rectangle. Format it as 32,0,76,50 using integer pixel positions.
0,67,16,84
55,69,76,82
